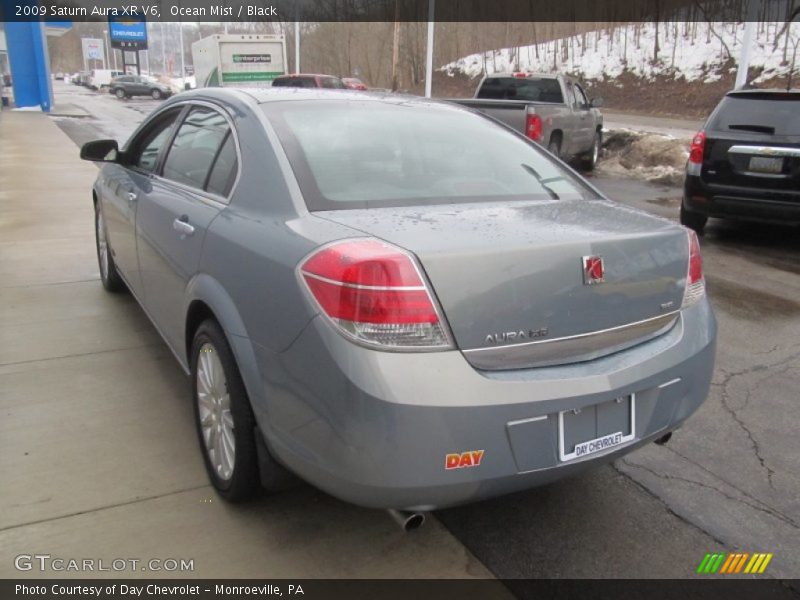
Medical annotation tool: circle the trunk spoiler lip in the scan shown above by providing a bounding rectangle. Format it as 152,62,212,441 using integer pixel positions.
462,311,680,371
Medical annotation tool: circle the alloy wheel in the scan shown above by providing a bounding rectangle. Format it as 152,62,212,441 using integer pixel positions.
196,342,236,481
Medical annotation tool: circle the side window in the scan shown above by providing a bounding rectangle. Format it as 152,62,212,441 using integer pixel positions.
574,85,589,108
128,109,181,173
162,107,231,192
206,133,238,196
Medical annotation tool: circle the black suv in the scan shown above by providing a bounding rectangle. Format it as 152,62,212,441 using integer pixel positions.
682,89,800,234
109,75,173,100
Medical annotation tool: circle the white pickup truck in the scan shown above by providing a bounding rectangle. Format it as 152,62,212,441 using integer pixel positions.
452,73,604,170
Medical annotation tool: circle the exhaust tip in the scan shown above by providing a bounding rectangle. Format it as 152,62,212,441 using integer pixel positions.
388,509,426,532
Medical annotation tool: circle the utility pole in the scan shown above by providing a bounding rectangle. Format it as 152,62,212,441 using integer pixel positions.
735,0,761,89
160,22,166,75
424,0,435,98
294,21,300,73
179,22,185,83
391,0,400,91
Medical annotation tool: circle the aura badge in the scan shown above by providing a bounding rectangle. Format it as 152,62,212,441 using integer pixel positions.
582,255,605,285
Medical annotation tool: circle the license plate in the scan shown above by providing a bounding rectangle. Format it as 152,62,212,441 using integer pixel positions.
748,156,783,174
558,394,636,462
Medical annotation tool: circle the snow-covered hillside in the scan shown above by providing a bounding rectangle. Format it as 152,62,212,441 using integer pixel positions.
442,21,799,85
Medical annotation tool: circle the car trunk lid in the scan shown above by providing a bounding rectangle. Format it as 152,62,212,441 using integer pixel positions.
316,199,688,369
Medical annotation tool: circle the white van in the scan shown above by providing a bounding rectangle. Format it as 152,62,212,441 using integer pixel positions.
88,69,124,90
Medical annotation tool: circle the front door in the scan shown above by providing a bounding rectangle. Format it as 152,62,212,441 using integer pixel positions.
103,108,182,295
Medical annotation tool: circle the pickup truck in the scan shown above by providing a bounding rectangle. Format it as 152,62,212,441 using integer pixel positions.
451,73,604,170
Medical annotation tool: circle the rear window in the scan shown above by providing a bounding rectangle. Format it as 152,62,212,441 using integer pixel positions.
272,77,317,88
477,77,564,103
708,95,800,135
264,100,596,211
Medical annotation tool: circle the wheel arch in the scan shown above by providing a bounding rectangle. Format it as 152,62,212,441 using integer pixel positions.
184,274,266,424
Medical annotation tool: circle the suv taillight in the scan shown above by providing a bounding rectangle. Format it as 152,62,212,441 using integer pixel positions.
299,239,452,350
687,131,706,176
682,229,705,308
526,113,543,142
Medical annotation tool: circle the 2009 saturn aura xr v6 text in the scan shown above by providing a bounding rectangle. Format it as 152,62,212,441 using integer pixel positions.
81,88,717,514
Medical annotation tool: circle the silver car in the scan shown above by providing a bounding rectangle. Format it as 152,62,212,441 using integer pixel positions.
81,88,716,516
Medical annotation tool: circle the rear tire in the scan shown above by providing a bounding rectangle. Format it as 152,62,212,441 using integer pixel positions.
580,132,601,171
547,136,561,159
680,203,708,235
191,319,261,502
95,203,125,293
151,89,162,100
115,88,126,99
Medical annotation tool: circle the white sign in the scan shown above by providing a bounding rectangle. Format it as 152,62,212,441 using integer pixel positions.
81,38,104,61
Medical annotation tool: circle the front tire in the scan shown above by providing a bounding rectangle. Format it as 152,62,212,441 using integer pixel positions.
95,203,125,292
191,320,261,502
115,88,126,99
680,203,708,235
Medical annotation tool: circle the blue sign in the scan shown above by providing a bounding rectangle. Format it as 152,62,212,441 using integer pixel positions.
108,18,147,50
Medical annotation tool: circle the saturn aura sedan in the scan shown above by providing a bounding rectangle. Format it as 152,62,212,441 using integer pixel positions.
81,88,716,516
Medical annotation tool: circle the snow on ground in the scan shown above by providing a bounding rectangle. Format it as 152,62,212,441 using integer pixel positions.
442,21,799,84
598,129,689,186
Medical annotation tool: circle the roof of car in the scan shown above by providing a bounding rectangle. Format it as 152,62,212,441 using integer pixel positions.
727,88,800,96
486,72,559,79
273,73,341,79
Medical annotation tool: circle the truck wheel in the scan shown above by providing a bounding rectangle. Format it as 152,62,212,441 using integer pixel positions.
680,204,708,235
581,132,601,171
547,136,561,159
115,88,126,100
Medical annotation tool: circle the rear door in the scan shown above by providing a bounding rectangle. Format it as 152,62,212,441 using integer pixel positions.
701,93,800,195
136,104,238,351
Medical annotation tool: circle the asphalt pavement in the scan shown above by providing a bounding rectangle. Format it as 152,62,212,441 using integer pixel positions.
8,81,800,582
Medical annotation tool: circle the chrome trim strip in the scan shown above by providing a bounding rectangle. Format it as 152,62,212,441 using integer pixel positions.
658,377,682,389
463,311,680,370
728,145,800,158
507,415,549,427
300,271,427,292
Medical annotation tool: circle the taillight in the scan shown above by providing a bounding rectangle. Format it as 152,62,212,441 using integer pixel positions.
687,131,706,176
299,239,452,350
526,113,543,142
682,229,705,308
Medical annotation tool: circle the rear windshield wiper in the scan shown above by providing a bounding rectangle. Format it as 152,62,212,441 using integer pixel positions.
728,124,776,134
520,163,561,200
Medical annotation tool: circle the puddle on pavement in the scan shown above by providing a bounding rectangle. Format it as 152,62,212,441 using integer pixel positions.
706,276,800,320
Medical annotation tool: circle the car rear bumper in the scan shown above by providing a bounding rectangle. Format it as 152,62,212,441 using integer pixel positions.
252,298,716,510
684,174,800,224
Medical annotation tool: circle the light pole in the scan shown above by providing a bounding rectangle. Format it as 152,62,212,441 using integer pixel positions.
179,22,186,83
294,21,300,73
160,22,166,75
102,30,110,70
424,0,435,98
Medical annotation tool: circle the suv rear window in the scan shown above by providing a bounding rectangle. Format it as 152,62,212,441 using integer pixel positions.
477,77,564,103
708,94,800,136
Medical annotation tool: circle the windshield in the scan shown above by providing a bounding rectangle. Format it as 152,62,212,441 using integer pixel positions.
708,95,800,136
263,100,596,210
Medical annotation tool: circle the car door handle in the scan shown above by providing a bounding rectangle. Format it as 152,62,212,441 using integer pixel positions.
173,217,195,237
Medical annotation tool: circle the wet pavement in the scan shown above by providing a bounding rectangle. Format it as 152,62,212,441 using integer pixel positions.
45,81,800,580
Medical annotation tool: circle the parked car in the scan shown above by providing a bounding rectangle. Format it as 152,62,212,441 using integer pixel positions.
88,69,124,90
452,72,604,170
682,88,800,234
271,73,346,89
79,89,715,518
54,72,65,81
342,77,368,91
109,75,173,100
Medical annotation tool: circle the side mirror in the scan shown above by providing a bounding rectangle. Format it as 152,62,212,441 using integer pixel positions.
80,139,119,162
590,97,604,108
